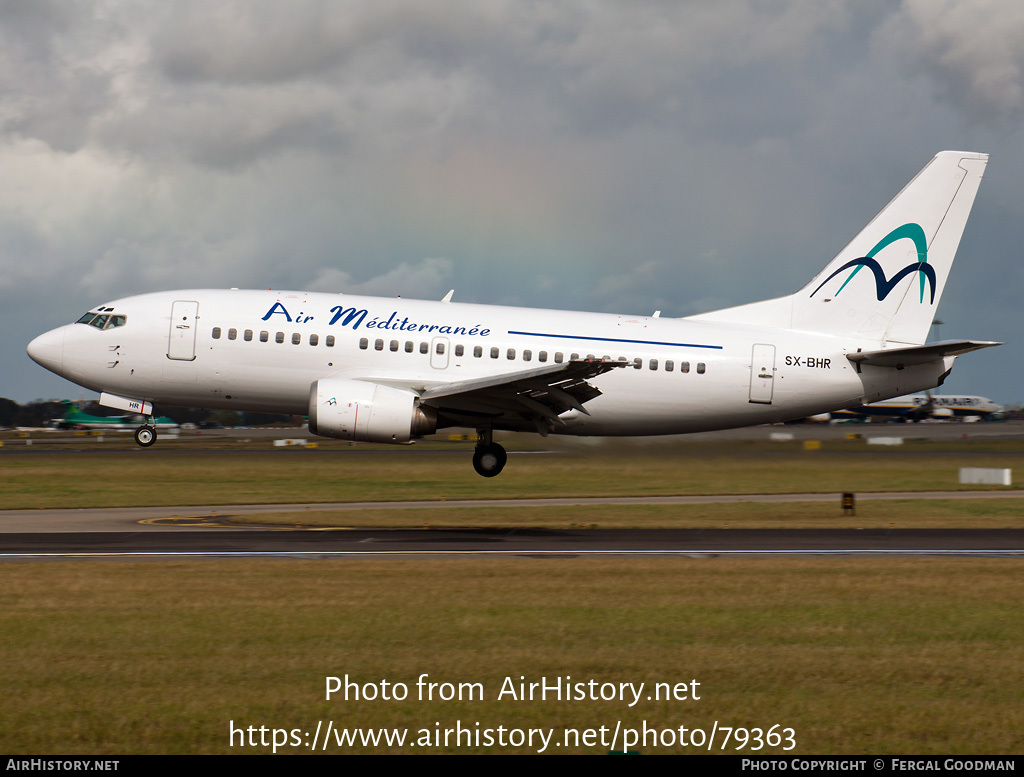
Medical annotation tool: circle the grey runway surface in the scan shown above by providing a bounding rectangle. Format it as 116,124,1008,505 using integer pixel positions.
2,494,1024,556
2,491,1024,532
2,528,1024,557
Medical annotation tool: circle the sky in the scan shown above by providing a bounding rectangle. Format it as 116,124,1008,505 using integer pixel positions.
3,0,1023,405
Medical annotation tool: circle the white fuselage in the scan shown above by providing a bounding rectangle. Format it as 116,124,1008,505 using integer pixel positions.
28,288,954,437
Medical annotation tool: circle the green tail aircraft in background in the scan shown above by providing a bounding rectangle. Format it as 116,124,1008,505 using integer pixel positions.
51,401,179,431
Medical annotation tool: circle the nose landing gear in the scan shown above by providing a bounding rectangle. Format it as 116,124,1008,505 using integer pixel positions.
134,423,157,447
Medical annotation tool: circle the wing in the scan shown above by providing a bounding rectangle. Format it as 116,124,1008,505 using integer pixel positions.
418,359,627,436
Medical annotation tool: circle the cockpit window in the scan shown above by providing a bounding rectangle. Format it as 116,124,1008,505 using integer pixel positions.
76,311,127,329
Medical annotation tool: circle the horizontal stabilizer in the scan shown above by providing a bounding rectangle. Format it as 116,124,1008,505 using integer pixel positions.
847,340,1001,369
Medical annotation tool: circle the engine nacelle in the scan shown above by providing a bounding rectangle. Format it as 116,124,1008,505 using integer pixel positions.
308,378,437,443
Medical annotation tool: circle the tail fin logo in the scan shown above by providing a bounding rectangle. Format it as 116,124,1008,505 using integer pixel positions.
810,223,936,304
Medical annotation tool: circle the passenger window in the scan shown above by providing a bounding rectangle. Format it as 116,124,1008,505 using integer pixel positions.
554,352,564,363
633,357,642,369
650,359,658,370
212,327,222,339
260,331,268,342
359,338,368,350
436,342,445,354
697,362,706,374
571,353,580,361
276,332,285,343
507,348,516,360
523,350,532,362
420,342,428,354
292,333,301,345
680,361,690,373
490,347,499,359
228,328,237,340
375,339,384,351
405,341,414,353
586,354,595,361
244,329,253,341
474,346,482,358
390,340,399,352
309,334,319,346
539,351,548,362
326,336,335,347
665,360,674,372
455,344,464,357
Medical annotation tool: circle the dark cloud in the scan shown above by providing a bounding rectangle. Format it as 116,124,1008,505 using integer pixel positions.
3,1,1024,404
877,0,1024,123
153,1,359,84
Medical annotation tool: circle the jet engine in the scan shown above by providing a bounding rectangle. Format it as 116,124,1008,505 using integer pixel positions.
308,378,437,443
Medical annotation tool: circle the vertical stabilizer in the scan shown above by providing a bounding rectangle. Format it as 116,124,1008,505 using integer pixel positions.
793,151,987,343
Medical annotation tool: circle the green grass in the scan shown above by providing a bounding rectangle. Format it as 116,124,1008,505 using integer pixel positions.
3,437,1022,754
1,438,1021,510
2,558,1021,754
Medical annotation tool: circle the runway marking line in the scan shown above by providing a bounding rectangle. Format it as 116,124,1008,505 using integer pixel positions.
2,549,1023,558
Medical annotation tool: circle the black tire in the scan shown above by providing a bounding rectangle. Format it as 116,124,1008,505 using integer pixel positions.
134,425,157,447
472,443,507,477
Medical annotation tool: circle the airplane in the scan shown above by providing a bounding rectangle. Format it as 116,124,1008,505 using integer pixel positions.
833,393,1004,422
50,401,180,431
49,401,135,430
27,151,1000,477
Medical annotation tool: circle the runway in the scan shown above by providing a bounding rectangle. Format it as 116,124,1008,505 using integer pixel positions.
2,527,1023,557
2,493,1024,557
4,490,1024,532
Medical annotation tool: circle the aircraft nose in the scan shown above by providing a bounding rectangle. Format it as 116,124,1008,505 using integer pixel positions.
27,327,65,376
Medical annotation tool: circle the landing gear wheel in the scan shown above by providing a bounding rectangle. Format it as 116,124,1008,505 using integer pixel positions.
472,443,507,478
134,425,157,447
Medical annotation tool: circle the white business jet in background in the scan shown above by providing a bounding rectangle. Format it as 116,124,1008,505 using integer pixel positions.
28,151,999,477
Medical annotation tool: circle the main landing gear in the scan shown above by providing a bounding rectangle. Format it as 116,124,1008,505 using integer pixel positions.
472,428,506,477
134,423,157,447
